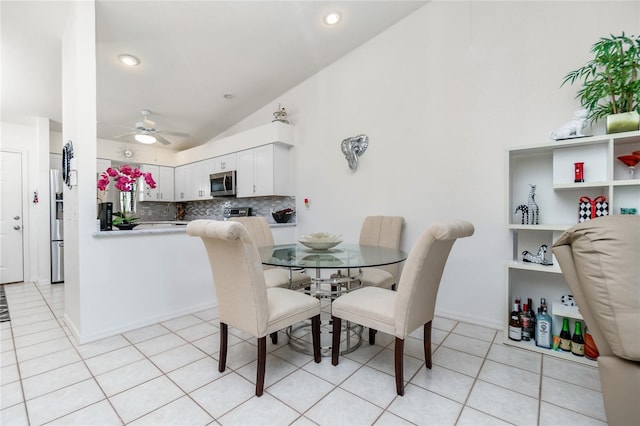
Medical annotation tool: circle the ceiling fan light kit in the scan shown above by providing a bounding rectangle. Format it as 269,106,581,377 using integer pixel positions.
134,132,157,144
112,109,191,146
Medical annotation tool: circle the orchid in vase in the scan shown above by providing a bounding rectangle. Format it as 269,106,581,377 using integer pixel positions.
97,165,156,227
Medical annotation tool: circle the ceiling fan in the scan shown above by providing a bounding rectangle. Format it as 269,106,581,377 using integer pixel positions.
114,109,190,146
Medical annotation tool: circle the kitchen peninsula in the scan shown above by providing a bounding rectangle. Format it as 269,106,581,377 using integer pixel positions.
85,220,295,344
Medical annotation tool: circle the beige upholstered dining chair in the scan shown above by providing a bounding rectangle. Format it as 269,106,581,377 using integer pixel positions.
333,216,403,344
357,216,404,289
230,216,312,292
187,220,321,397
553,216,640,426
331,220,474,395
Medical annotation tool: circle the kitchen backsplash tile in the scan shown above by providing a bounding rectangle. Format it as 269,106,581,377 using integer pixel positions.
138,196,295,223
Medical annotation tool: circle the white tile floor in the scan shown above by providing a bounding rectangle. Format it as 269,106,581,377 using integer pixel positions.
0,282,607,425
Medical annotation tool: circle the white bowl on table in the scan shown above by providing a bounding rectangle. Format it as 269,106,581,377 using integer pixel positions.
298,232,342,250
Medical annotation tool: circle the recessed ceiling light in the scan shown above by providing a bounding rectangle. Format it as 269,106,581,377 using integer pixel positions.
135,132,156,144
324,12,341,25
118,54,140,67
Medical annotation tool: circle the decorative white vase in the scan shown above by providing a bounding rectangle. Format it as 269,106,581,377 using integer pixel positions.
606,111,640,134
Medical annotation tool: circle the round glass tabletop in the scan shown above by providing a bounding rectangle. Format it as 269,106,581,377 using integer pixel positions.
259,243,407,269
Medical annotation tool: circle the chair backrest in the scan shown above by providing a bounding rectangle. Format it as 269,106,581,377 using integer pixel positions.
553,215,640,361
229,216,275,248
359,216,404,276
187,220,269,337
394,220,474,337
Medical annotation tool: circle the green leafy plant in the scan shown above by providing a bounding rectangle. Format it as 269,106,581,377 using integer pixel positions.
562,32,640,123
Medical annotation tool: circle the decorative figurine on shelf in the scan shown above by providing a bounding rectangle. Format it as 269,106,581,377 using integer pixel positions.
514,204,529,225
272,104,289,124
341,134,369,170
514,184,539,225
522,244,553,265
527,184,539,225
550,109,589,140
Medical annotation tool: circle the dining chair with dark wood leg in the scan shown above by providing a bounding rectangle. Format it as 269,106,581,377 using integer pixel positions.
331,220,474,395
187,219,321,396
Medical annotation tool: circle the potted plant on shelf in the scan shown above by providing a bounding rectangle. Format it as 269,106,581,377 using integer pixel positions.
562,32,640,134
97,165,156,230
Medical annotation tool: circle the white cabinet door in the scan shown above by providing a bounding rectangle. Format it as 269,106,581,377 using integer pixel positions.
158,166,174,201
236,144,290,198
182,163,198,201
236,149,255,197
253,144,275,196
138,165,174,201
197,158,215,199
214,153,237,172
174,165,186,201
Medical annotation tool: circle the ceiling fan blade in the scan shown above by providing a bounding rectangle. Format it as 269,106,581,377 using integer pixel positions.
155,135,172,145
99,122,135,131
113,131,137,139
157,130,190,138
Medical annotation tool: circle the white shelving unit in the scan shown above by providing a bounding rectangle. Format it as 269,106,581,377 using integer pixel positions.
505,130,640,366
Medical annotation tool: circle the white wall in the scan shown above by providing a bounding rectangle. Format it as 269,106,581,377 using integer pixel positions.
204,1,640,328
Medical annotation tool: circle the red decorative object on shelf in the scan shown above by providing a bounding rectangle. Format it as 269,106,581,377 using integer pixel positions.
617,155,640,179
574,162,584,182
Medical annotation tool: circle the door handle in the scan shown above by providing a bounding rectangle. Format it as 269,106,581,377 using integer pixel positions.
14,216,20,220
13,225,21,230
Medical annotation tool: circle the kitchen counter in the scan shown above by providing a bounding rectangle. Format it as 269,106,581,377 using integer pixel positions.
93,220,295,238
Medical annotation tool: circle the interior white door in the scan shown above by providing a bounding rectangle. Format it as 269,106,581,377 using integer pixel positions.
0,151,24,284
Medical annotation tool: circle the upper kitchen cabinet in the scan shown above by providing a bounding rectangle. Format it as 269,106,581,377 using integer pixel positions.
138,164,174,202
175,158,215,201
213,153,237,172
236,144,290,198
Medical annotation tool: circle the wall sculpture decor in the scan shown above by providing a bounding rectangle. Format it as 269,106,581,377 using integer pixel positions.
341,134,369,170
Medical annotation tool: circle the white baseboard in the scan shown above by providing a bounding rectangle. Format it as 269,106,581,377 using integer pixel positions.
65,302,218,345
435,307,503,331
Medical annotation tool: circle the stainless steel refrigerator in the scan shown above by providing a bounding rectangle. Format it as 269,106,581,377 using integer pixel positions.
50,170,64,283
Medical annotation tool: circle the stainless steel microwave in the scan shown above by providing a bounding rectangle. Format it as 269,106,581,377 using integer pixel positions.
210,170,236,197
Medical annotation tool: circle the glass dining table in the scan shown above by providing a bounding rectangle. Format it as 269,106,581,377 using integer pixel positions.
258,243,408,355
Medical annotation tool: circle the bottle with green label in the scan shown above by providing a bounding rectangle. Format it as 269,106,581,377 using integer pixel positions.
559,317,572,351
571,321,585,356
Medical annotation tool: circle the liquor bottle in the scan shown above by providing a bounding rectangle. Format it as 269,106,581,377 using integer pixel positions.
517,298,525,330
535,305,552,349
527,298,536,340
559,317,572,351
540,297,547,312
521,303,532,341
571,321,585,357
508,301,522,341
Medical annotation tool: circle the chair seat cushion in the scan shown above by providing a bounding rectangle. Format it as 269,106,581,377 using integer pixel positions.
332,287,397,336
360,268,395,289
264,268,311,289
335,268,395,289
265,288,320,335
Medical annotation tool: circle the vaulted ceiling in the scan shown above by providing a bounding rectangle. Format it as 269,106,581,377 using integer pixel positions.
1,1,427,151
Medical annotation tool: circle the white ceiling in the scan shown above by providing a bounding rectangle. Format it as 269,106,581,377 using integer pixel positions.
1,1,427,151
